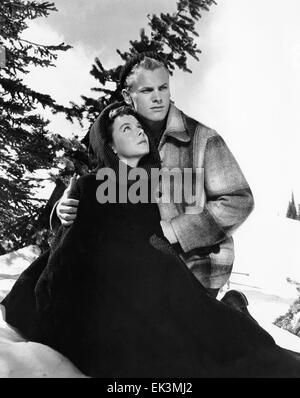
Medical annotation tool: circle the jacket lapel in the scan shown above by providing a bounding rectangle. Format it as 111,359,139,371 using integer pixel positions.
158,104,191,150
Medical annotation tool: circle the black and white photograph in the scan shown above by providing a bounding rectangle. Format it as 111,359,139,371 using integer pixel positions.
1,0,300,381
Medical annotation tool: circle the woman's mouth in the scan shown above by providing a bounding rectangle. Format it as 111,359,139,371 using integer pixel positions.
137,139,147,145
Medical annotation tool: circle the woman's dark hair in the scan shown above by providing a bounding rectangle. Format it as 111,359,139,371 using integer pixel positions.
102,105,142,144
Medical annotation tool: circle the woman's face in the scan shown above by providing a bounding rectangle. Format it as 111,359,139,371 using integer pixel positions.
111,114,149,166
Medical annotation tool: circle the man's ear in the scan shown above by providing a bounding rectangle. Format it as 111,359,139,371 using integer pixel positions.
122,89,133,106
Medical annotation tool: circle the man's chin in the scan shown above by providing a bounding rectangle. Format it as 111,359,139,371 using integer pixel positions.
149,112,168,122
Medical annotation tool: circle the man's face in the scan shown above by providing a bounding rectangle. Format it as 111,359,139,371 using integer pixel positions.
125,67,171,122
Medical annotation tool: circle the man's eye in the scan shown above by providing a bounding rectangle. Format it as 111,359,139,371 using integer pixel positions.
123,126,130,132
160,86,168,91
141,89,151,93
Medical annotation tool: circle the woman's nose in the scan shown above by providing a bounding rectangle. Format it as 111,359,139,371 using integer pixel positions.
137,129,144,136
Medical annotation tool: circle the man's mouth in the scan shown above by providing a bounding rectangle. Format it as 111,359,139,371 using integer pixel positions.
151,106,164,111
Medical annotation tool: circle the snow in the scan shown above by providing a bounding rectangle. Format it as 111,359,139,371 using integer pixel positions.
221,211,300,353
1,214,300,377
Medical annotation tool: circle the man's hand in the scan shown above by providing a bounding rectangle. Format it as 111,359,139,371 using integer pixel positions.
160,220,178,245
56,175,79,227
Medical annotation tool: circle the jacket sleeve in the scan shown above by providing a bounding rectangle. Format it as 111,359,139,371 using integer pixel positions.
166,134,254,253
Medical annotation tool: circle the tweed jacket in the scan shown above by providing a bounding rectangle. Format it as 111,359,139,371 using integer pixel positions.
157,104,254,289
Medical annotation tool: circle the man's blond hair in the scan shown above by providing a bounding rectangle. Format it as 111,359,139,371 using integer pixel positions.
124,57,168,90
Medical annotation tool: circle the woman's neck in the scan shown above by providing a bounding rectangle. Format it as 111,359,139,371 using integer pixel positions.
118,157,140,168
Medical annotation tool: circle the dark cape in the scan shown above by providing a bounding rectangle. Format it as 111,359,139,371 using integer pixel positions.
2,169,300,377
2,104,300,377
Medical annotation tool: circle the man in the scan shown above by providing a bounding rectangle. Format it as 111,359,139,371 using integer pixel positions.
52,52,254,309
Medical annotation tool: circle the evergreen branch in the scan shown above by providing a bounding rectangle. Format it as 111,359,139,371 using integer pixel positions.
19,38,72,51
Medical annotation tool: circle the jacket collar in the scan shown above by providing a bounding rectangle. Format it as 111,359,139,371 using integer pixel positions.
162,103,191,143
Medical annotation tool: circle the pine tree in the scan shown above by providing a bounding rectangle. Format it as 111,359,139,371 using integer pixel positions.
1,0,217,252
286,192,298,220
72,0,217,129
0,1,84,251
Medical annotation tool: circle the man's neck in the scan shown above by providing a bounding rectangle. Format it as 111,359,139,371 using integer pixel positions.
140,117,167,142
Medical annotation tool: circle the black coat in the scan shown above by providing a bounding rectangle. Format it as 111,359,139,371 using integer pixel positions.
2,173,300,378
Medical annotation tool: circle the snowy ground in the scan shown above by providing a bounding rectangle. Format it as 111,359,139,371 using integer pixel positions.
0,245,86,377
0,213,300,377
221,212,300,353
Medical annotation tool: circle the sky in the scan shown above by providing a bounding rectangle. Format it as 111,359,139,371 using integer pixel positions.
20,0,300,217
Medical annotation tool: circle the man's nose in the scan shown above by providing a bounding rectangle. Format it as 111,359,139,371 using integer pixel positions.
152,90,162,103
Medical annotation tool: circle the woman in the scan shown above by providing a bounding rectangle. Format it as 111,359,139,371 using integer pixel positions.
2,103,300,378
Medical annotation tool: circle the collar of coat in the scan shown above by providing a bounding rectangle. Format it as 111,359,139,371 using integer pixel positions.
163,103,191,143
